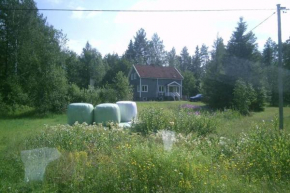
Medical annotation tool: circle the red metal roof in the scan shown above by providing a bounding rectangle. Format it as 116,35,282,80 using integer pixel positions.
134,65,183,80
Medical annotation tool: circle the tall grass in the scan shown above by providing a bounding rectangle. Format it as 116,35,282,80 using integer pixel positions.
1,117,290,192
1,102,290,192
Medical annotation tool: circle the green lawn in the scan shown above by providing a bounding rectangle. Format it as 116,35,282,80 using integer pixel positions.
0,113,66,152
1,102,290,192
1,102,289,152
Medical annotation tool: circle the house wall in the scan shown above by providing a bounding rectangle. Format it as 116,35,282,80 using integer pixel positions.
128,68,140,100
129,78,182,101
128,66,183,101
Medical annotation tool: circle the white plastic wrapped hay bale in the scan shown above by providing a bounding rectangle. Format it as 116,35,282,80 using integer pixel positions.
116,101,138,122
94,103,121,124
67,103,94,125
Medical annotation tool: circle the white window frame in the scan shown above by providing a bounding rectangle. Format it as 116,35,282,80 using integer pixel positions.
158,85,164,93
142,85,148,92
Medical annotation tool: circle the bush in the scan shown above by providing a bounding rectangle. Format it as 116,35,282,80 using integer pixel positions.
250,86,267,111
131,107,217,136
131,108,172,135
67,83,83,103
96,87,118,103
113,71,133,101
0,79,30,113
233,80,267,114
33,66,68,114
232,80,253,115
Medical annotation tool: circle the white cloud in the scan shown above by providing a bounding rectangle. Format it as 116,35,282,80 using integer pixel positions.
67,39,83,55
46,0,62,4
71,7,85,19
114,0,290,55
70,6,101,19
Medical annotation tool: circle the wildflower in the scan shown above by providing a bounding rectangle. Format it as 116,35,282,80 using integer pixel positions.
195,111,201,116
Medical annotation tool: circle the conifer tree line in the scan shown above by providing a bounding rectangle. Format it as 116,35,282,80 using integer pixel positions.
1,0,290,114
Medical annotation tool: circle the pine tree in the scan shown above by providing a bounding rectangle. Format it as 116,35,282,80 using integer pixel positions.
211,37,226,72
124,40,135,62
133,28,149,65
200,44,209,69
227,17,260,62
167,47,179,68
191,46,201,76
262,38,277,67
262,38,278,106
80,42,105,88
202,37,230,108
180,47,191,71
147,33,166,66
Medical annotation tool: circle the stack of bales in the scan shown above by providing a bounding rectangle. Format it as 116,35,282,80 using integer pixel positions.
67,101,137,126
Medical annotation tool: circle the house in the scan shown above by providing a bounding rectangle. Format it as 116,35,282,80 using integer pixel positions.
128,65,184,101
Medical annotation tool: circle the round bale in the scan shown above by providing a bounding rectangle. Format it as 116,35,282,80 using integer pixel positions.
94,103,121,124
116,101,138,122
67,103,94,125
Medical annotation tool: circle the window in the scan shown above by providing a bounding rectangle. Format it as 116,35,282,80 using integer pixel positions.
158,86,164,93
137,85,148,92
142,85,148,92
134,73,136,79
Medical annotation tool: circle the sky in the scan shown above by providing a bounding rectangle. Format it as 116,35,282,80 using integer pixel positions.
34,0,290,56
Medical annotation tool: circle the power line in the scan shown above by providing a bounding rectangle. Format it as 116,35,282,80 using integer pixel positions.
1,8,276,12
247,12,276,33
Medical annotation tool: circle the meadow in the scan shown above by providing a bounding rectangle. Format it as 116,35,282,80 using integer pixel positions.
0,101,290,192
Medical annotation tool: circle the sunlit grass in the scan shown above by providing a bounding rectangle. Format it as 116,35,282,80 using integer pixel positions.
1,101,290,192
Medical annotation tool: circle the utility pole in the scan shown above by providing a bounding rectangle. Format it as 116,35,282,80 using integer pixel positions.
277,4,286,130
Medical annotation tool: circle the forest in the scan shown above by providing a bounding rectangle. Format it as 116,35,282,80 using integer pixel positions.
1,0,290,115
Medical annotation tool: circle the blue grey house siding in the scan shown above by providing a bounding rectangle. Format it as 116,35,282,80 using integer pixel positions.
128,65,183,101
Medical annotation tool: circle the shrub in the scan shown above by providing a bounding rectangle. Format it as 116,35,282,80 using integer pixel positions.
250,86,267,111
131,107,217,136
113,71,133,101
232,80,252,115
96,87,117,103
235,118,290,181
67,83,83,103
131,108,172,135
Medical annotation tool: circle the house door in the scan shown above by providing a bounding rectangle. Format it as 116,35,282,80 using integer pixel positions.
169,86,179,93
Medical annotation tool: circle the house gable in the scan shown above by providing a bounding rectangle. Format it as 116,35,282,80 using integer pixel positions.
134,65,183,80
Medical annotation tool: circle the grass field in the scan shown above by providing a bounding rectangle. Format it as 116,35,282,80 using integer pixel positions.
0,101,289,192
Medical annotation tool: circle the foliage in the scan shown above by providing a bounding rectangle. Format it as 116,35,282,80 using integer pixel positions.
133,28,149,64
249,86,267,111
132,106,217,137
180,47,191,71
102,54,132,85
80,42,106,88
202,19,266,112
112,71,133,101
0,0,69,114
232,80,254,115
227,17,260,62
167,47,180,68
182,71,197,97
2,114,290,192
147,33,167,66
234,118,290,181
1,102,290,192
